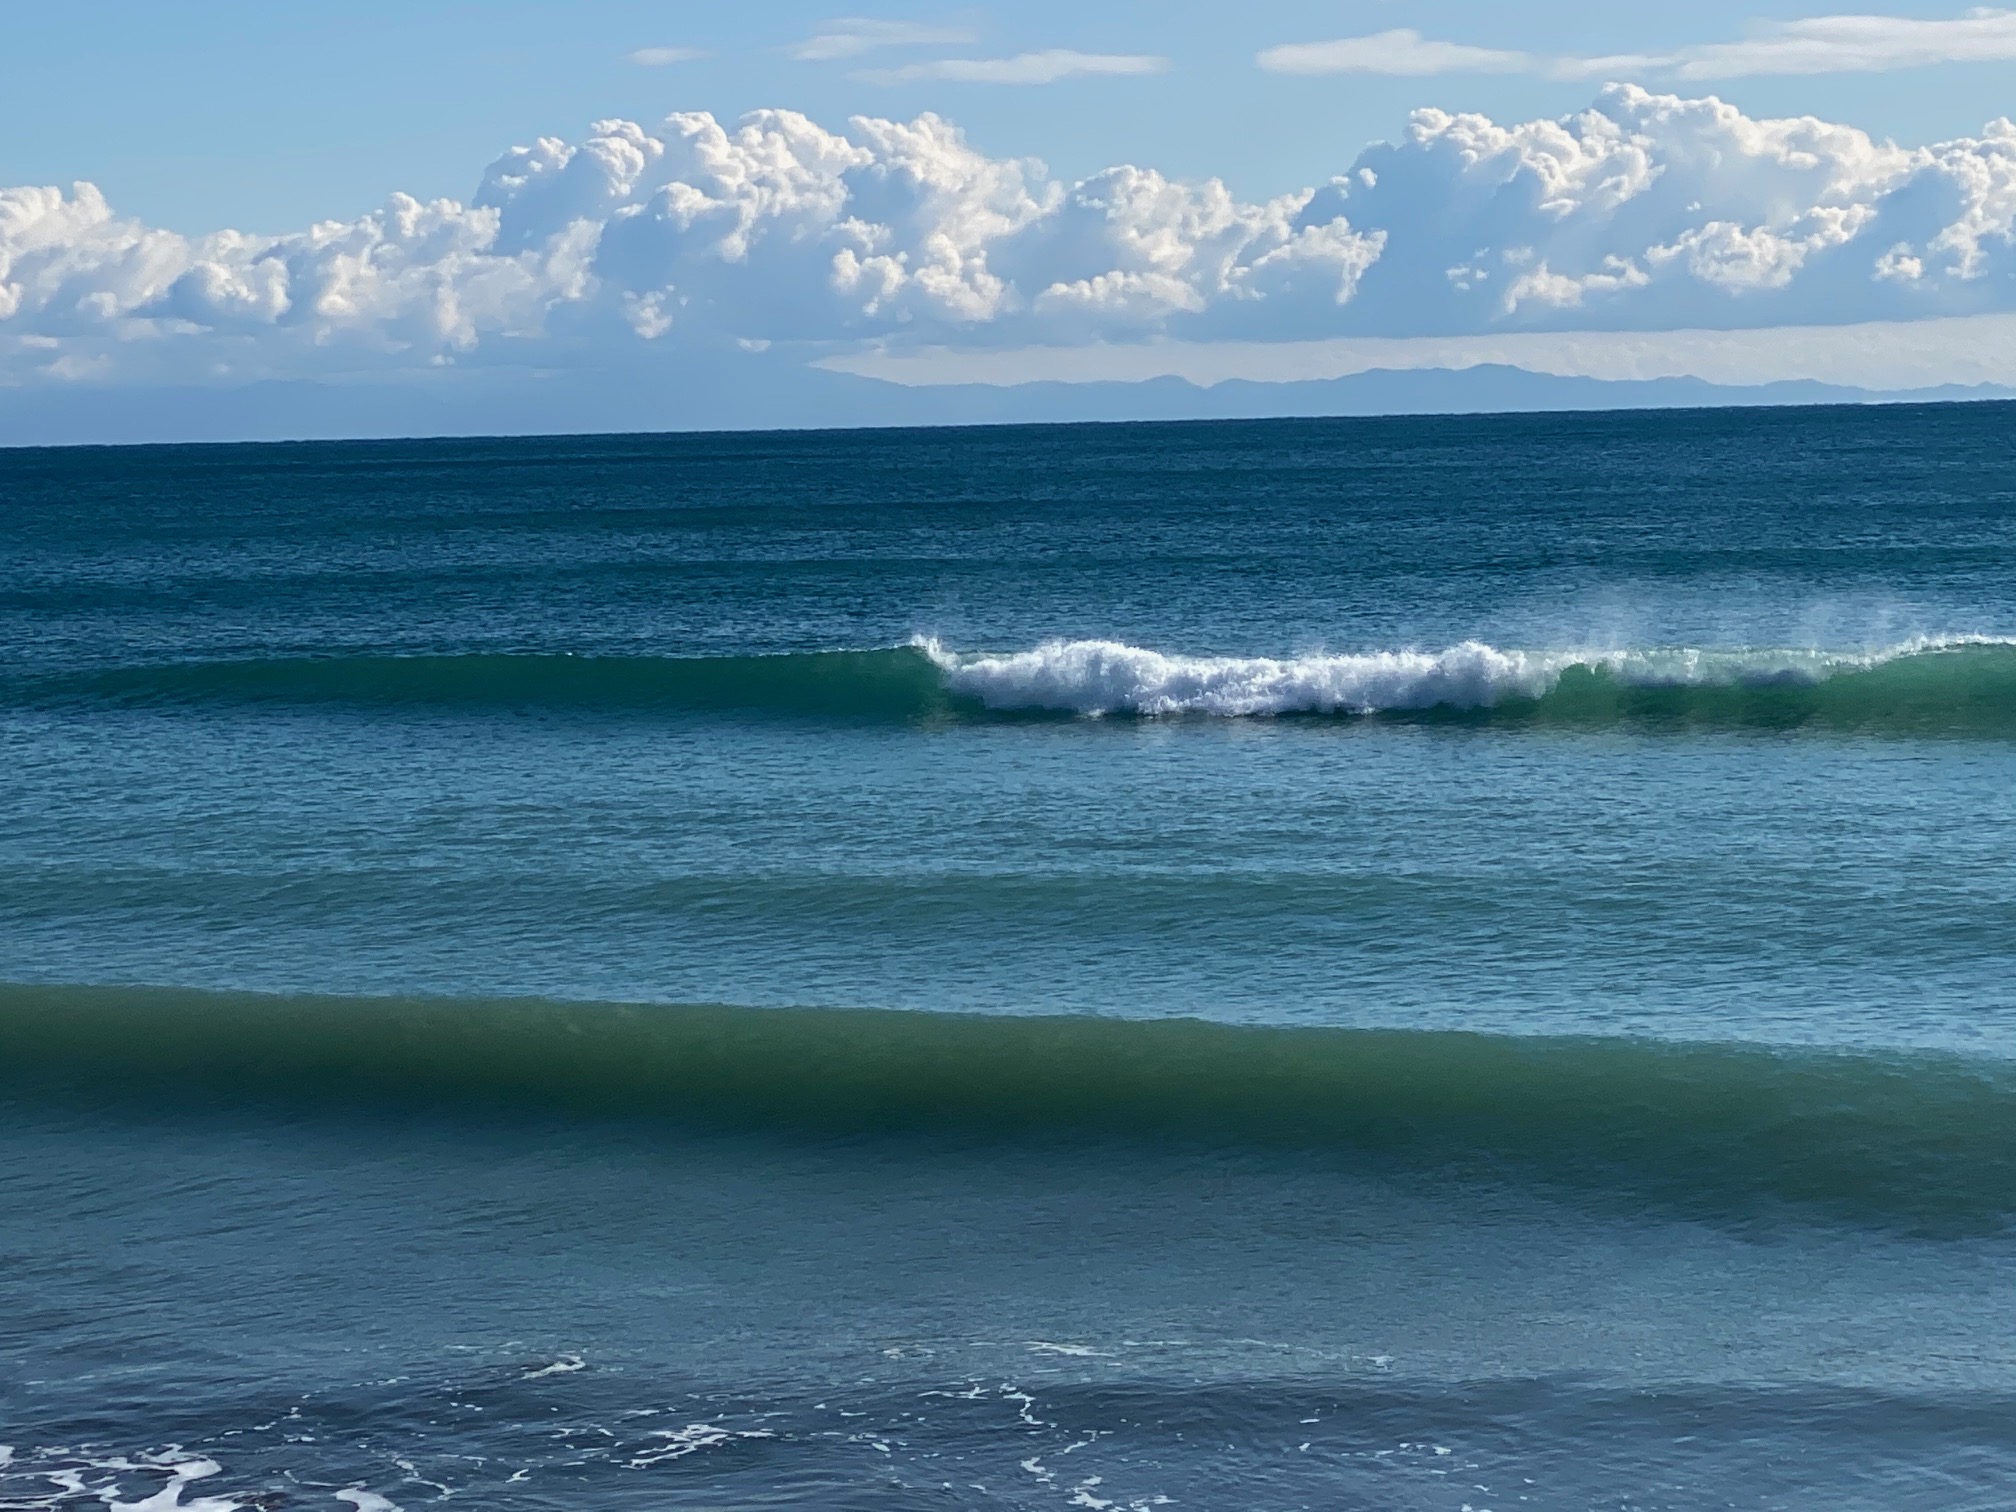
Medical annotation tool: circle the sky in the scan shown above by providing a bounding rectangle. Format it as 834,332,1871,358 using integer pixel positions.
5,1,2016,433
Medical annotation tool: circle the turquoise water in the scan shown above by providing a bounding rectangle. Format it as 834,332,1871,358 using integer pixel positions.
4,405,2016,1508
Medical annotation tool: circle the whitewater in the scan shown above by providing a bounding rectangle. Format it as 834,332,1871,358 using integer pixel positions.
922,632,2016,716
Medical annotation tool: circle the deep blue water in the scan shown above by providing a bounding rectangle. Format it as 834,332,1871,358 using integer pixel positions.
4,404,2016,1509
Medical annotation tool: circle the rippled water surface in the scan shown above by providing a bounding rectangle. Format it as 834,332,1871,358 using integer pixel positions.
4,406,2016,1508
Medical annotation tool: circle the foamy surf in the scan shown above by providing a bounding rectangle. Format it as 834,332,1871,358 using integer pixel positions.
917,635,2016,718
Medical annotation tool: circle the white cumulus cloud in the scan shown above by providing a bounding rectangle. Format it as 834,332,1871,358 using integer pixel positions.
3,86,2015,391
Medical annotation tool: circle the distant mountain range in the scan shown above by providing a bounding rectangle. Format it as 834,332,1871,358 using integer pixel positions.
4,360,2012,447
832,366,2016,427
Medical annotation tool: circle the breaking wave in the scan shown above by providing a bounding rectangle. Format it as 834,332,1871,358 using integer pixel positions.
920,635,2016,726
10,635,2016,734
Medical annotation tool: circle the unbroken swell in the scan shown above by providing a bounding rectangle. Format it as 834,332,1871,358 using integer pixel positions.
6,982,2016,1230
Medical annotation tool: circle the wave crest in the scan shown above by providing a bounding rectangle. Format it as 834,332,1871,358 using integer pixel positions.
11,635,2016,734
924,638,1561,716
920,635,2016,719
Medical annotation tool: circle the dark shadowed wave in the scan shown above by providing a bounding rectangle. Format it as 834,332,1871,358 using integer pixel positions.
7,981,2015,1230
8,648,954,722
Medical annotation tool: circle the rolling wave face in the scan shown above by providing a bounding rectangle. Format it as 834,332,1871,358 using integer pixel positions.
6,982,2016,1231
8,636,2016,734
11,648,954,721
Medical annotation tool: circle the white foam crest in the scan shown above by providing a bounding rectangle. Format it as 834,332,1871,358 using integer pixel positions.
624,1423,777,1469
103,1458,236,1512
921,638,1567,716
915,635,2016,717
520,1354,585,1379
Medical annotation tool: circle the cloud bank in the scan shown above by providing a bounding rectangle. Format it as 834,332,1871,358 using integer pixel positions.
3,85,2015,392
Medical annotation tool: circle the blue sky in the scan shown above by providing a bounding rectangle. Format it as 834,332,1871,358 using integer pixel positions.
9,0,2014,233
5,1,2016,434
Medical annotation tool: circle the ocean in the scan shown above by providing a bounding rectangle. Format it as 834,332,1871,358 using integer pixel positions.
4,403,2016,1510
